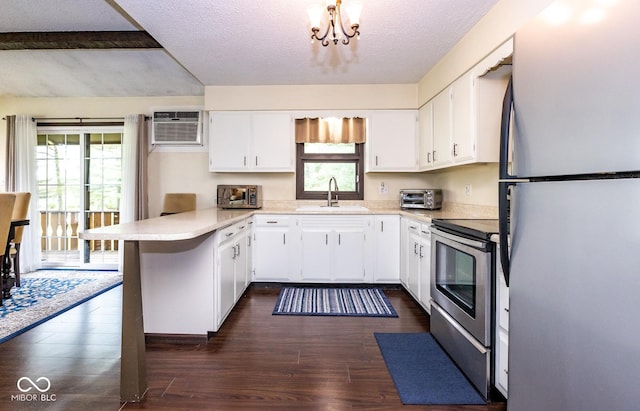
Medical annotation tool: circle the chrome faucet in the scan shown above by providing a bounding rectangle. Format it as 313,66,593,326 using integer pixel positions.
328,177,339,207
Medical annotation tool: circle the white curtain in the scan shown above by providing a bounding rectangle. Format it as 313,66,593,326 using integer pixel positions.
118,114,138,271
13,115,40,273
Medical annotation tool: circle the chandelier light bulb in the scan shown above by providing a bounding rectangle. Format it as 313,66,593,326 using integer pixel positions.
345,3,362,26
307,5,324,29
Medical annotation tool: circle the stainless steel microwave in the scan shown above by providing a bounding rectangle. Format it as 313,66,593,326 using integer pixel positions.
400,189,442,210
217,185,263,209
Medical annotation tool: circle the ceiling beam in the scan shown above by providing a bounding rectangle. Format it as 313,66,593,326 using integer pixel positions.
0,31,162,50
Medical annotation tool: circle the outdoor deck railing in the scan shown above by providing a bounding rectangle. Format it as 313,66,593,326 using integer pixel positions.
40,210,120,253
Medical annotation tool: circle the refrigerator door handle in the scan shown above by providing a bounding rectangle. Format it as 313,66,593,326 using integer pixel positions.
499,76,513,181
498,76,514,286
498,181,511,286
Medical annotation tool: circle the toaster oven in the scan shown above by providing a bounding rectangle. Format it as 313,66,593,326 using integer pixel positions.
400,189,442,210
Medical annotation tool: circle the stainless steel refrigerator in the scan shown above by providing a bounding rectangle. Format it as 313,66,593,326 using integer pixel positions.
498,0,640,410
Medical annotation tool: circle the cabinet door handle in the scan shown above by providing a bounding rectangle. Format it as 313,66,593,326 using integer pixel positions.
255,156,258,166
325,234,328,245
243,156,247,166
235,244,240,257
338,233,341,245
283,233,286,245
232,245,237,259
453,143,458,157
375,155,379,166
414,242,418,254
427,152,431,164
419,244,424,258
380,221,384,232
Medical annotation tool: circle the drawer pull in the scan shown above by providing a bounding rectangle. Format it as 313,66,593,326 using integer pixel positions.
266,220,278,224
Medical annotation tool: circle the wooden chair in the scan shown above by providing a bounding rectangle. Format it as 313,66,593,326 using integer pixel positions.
160,193,196,216
0,193,16,302
10,192,31,287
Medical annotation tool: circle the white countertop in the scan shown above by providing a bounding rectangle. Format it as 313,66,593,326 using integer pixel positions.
80,208,252,241
80,206,491,241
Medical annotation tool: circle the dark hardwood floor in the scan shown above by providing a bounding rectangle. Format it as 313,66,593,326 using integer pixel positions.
0,284,507,411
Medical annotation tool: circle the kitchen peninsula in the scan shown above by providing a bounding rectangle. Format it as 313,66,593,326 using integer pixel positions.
80,204,494,402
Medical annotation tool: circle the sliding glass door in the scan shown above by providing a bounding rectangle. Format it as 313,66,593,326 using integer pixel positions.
36,126,123,269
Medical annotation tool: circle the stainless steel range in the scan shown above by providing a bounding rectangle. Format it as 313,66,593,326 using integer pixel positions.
430,218,498,400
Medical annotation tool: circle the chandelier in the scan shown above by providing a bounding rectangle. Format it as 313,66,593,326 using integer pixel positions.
307,0,362,46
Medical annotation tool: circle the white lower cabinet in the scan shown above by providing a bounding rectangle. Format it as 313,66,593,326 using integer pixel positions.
214,219,251,331
495,245,509,398
417,223,431,312
371,215,400,283
402,218,432,313
298,215,368,283
252,215,294,281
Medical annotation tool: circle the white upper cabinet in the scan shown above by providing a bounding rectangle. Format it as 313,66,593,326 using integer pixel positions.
209,111,294,172
451,71,476,163
367,110,418,172
209,112,251,171
420,38,513,171
251,113,294,170
431,89,453,168
418,102,434,170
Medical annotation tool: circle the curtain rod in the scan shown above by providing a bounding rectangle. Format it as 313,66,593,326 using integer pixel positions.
32,116,124,122
2,116,151,121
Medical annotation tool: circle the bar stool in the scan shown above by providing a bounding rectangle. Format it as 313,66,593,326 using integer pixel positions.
10,192,31,287
160,193,196,216
0,193,16,305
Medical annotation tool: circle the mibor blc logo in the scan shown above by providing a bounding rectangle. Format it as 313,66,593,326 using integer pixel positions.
11,377,57,402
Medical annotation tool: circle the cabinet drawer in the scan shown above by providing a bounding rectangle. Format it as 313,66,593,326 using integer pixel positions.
217,221,246,243
299,215,366,228
253,215,291,227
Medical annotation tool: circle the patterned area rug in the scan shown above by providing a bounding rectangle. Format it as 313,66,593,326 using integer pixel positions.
0,270,122,343
273,287,398,317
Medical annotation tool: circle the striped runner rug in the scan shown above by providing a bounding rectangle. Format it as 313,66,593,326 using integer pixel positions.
273,287,398,317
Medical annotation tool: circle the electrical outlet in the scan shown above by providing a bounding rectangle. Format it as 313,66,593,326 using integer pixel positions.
465,184,472,196
379,182,388,194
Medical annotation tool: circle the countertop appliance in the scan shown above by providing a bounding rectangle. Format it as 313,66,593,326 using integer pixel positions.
500,1,640,409
430,218,498,400
400,189,442,210
217,185,262,209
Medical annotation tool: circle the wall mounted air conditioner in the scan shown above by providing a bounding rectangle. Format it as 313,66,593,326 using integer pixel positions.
152,111,202,145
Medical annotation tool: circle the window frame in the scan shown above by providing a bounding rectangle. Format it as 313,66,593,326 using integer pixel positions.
36,125,123,269
295,142,365,200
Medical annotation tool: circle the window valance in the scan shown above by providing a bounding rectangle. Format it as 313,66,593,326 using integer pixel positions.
295,117,366,144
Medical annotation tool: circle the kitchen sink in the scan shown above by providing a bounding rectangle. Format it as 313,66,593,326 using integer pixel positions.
295,205,369,212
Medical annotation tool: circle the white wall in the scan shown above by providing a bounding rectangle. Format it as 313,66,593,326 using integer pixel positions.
418,0,555,104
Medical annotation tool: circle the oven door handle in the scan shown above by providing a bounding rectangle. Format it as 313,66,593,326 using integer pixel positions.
430,226,488,250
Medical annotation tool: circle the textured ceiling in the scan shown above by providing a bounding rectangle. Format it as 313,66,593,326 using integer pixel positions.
0,0,500,97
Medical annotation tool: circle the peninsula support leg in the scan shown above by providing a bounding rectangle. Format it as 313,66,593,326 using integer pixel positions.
120,240,147,402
